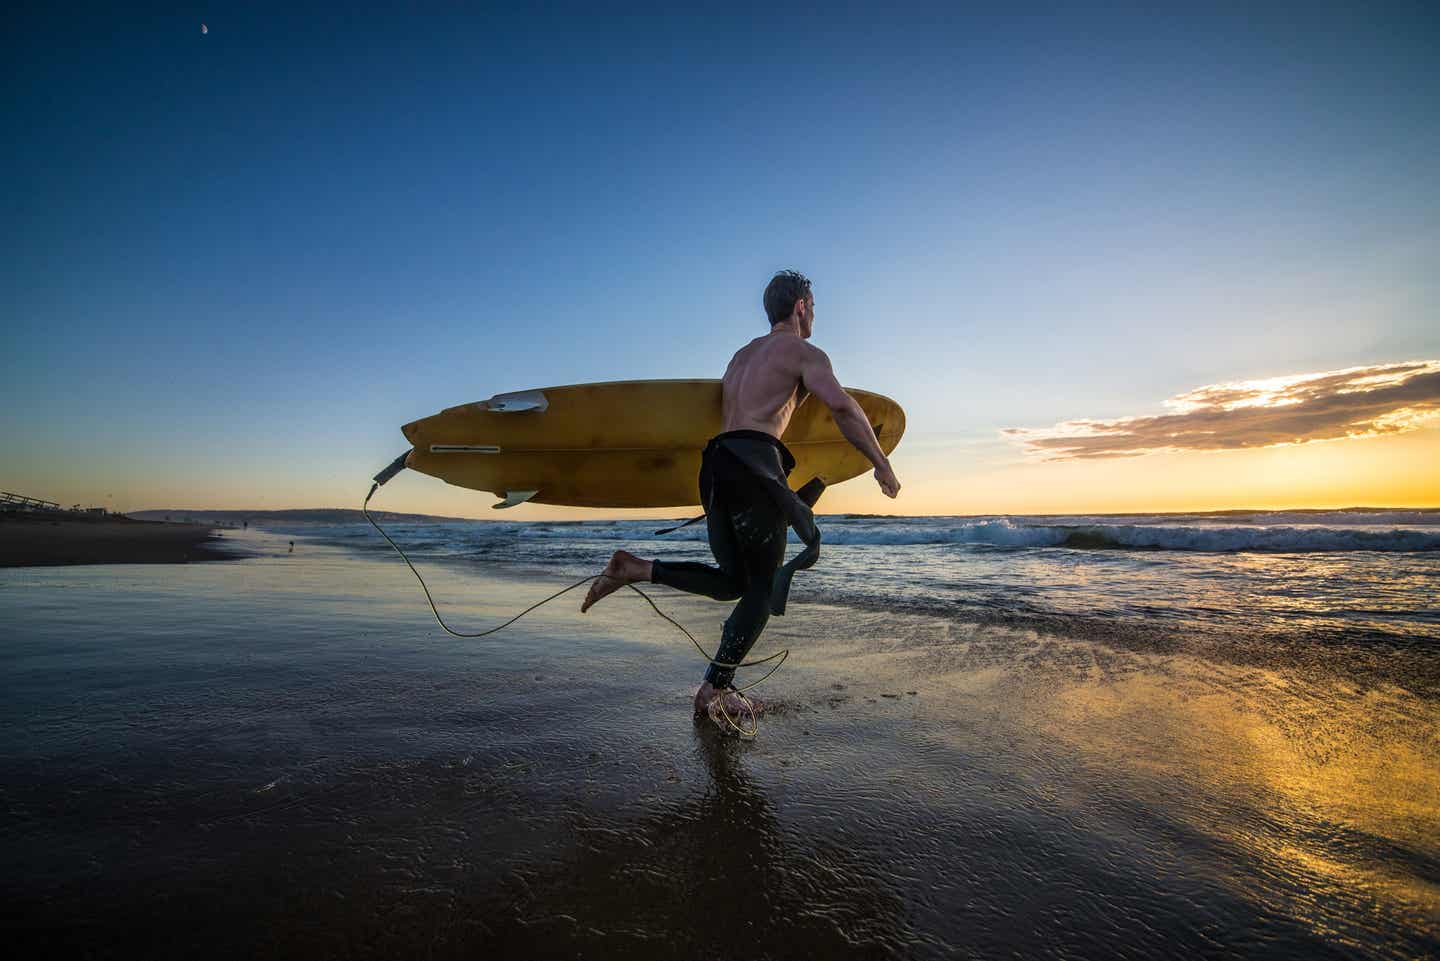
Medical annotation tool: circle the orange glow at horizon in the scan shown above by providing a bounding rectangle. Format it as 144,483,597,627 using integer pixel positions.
14,428,1436,521
876,426,1440,517
270,425,1440,518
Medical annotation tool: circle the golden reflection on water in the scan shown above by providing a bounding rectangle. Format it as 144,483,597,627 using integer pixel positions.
1034,651,1440,932
822,599,1440,941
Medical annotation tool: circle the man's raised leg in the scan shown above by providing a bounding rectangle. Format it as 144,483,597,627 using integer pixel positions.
580,550,653,613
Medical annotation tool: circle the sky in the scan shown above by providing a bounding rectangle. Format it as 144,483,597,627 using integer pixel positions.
3,2,1437,519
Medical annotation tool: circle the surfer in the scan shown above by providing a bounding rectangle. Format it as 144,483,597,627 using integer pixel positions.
580,270,900,718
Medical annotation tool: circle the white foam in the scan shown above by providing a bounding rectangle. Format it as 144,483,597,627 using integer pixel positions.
335,510,1440,554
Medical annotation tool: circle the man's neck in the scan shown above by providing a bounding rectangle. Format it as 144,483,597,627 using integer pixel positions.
769,320,803,338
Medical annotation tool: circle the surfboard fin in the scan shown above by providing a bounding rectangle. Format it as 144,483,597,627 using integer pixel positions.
479,390,548,413
493,490,539,509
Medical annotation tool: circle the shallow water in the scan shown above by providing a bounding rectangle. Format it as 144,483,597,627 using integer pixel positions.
2,531,1437,958
283,509,1440,647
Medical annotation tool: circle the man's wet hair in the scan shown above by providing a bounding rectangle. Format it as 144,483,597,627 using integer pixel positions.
764,270,813,326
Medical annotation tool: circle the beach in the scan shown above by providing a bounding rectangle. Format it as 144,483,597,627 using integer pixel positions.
3,524,1437,959
0,513,226,567
11,3,1439,957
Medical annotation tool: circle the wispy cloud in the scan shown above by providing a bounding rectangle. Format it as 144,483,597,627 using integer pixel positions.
1004,360,1440,461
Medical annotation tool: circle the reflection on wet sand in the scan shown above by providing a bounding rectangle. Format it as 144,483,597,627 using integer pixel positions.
481,725,907,958
1037,659,1440,943
5,546,1437,959
837,602,1440,956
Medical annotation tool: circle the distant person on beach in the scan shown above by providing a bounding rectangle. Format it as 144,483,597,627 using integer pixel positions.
288,541,294,553
581,270,900,719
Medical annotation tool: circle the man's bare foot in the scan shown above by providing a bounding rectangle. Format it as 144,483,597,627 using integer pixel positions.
693,682,719,718
693,682,764,722
580,550,653,612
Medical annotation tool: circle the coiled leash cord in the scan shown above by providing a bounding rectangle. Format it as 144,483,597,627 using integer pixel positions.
362,480,782,737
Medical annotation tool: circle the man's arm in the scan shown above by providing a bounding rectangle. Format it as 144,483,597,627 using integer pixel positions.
799,346,901,498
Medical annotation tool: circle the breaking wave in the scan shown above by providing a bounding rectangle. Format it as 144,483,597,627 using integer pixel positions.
818,520,1440,553
268,510,1440,554
508,517,1440,553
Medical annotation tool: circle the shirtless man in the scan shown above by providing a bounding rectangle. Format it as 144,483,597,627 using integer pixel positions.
580,270,900,718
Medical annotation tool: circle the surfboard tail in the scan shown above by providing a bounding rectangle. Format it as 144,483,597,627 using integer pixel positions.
371,451,412,488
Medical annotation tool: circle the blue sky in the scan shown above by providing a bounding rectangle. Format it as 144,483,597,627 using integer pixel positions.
3,3,1437,516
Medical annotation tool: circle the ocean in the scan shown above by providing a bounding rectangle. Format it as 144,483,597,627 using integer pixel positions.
294,507,1440,650
3,508,1437,958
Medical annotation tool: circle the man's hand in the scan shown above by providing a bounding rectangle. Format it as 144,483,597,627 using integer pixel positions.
874,462,900,498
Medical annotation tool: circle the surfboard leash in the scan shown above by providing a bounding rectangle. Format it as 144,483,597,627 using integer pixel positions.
361,474,778,738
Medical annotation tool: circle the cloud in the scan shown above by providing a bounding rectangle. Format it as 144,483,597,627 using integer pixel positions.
1004,360,1440,460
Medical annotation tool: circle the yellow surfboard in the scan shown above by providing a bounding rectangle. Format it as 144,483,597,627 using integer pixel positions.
400,379,905,509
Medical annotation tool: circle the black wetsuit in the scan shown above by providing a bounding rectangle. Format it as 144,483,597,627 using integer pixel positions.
650,429,822,689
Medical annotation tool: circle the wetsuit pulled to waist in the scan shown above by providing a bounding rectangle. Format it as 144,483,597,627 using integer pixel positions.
705,429,797,475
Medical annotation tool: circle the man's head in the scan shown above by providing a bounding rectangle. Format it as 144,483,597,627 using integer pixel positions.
764,270,814,338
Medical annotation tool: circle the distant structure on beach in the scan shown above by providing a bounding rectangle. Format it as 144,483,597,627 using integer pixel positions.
1,491,61,513
2,490,115,517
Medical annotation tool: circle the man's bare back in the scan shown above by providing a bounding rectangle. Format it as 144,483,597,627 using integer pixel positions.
722,322,900,499
720,332,811,437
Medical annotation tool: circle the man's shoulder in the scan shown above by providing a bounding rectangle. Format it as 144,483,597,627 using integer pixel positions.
770,336,823,369
793,339,829,364
734,333,824,373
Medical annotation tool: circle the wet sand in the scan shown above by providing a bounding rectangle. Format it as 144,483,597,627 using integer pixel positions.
0,514,227,567
2,532,1436,959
